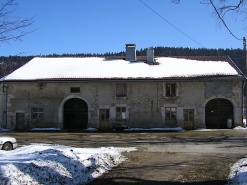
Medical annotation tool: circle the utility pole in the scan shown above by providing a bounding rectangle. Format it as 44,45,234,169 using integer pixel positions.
244,37,247,127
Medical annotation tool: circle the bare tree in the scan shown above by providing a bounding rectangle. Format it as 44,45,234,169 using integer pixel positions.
171,0,247,40
0,0,35,44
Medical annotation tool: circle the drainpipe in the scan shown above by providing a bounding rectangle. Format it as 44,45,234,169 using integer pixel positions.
3,83,8,129
157,81,159,112
244,37,247,127
243,81,246,127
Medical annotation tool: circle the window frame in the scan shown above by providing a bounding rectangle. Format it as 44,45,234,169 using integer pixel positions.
116,107,127,121
165,83,176,97
116,83,127,97
31,107,44,119
165,107,176,119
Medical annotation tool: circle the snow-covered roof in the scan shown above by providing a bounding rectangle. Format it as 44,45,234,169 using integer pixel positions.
2,56,243,81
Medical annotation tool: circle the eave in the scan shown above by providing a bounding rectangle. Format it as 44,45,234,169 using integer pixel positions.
1,75,245,84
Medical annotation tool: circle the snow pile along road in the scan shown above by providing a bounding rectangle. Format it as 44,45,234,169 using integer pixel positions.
0,144,136,184
227,156,247,185
0,125,11,132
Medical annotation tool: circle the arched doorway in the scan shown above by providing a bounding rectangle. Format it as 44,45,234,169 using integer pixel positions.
205,98,233,129
63,98,88,129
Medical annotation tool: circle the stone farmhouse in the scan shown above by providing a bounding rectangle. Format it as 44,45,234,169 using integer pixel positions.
0,44,245,130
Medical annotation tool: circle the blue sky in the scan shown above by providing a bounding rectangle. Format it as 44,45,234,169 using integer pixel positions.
1,0,246,56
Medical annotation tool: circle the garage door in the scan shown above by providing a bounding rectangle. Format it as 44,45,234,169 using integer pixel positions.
205,98,233,129
63,98,88,129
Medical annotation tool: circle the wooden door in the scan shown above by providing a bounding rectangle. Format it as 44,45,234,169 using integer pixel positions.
205,98,233,129
64,98,88,129
100,109,110,130
184,109,194,130
16,113,25,130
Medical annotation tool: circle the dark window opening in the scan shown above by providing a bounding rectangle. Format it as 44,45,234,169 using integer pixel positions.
166,83,176,96
165,107,176,119
31,107,44,119
70,87,80,93
116,107,127,121
116,84,126,97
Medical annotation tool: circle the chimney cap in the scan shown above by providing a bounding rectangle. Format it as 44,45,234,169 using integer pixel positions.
125,43,136,61
125,43,136,47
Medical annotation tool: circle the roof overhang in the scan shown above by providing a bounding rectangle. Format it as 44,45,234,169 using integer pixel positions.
2,75,245,83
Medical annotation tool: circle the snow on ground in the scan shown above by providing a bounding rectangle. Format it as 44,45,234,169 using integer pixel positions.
31,128,62,131
29,127,183,132
2,127,247,184
0,144,136,185
124,127,184,131
0,127,184,132
195,126,247,184
227,156,247,185
0,126,10,132
84,128,98,131
195,128,230,131
195,126,247,131
234,126,247,130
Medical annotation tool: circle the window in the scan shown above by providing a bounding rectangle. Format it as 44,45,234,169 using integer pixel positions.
166,83,176,97
116,83,126,97
116,107,126,121
70,87,80,93
165,108,176,119
31,107,44,119
100,109,110,122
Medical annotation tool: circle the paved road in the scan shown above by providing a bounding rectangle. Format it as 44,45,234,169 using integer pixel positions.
1,129,247,184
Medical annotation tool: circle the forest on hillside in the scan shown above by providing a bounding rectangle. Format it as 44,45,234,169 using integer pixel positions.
0,47,245,78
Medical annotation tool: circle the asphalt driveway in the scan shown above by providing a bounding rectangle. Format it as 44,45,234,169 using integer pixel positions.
1,129,247,184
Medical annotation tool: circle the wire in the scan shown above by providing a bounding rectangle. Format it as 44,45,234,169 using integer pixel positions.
139,0,205,48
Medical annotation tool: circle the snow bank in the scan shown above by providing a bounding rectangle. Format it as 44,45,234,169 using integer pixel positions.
124,127,183,131
84,128,98,131
30,127,183,132
194,128,230,131
0,144,136,185
227,156,247,185
31,128,62,131
195,128,247,131
0,126,11,132
234,126,247,130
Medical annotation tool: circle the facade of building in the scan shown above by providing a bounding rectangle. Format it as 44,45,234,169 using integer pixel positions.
0,47,245,130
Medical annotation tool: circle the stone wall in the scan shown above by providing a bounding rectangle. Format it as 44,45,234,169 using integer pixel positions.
0,80,243,130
